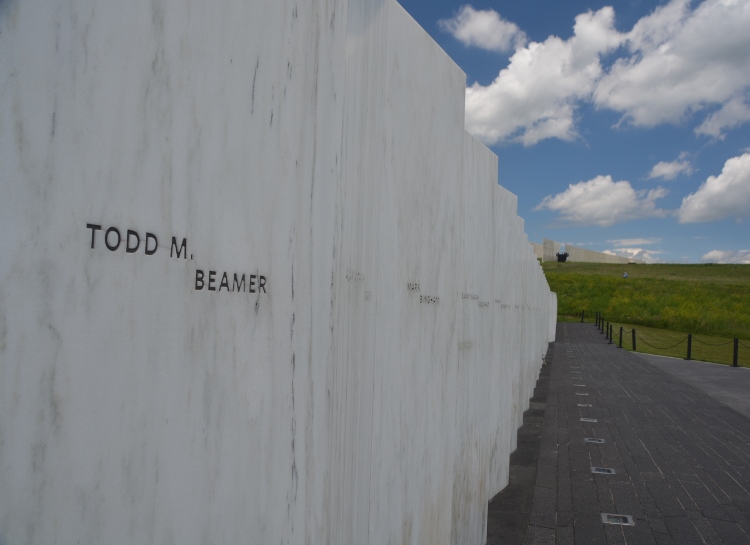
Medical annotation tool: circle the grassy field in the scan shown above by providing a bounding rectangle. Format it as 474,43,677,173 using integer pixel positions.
544,262,750,339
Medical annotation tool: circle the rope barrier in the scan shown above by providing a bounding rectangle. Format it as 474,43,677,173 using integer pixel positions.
691,337,735,346
592,311,747,357
634,331,689,350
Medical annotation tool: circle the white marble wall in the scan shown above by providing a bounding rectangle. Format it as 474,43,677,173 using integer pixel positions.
542,238,562,262
0,0,555,544
531,241,544,261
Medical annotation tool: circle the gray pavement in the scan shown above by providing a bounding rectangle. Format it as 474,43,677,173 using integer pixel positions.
635,353,750,420
492,322,750,544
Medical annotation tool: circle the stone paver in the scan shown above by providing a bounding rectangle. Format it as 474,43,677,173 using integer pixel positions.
494,322,750,544
636,353,750,420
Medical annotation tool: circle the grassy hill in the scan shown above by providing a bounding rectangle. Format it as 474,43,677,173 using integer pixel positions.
542,262,750,339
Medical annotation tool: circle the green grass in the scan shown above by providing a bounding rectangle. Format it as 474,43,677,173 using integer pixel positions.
544,262,750,339
544,262,750,285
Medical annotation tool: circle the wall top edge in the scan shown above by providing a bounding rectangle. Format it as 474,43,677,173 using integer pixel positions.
391,0,466,86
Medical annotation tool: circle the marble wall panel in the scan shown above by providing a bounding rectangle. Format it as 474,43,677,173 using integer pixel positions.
531,241,544,261
325,1,387,542
450,135,496,545
375,6,465,544
542,238,561,262
489,184,520,490
0,0,345,543
0,0,555,544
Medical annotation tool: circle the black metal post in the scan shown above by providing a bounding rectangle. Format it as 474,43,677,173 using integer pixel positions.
596,312,599,327
632,329,636,351
581,310,585,323
619,327,623,348
609,325,613,344
686,334,692,360
606,321,610,338
734,338,739,367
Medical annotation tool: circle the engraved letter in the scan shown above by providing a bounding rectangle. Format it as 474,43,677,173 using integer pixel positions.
86,224,101,248
249,274,256,293
105,227,121,251
195,270,205,290
233,274,245,293
208,271,216,291
219,273,229,292
126,230,140,253
145,233,158,255
170,237,187,259
259,275,267,293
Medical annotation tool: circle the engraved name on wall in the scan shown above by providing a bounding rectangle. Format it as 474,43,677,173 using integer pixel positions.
86,223,268,294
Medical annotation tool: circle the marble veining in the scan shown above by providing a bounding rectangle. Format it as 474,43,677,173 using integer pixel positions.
0,0,556,544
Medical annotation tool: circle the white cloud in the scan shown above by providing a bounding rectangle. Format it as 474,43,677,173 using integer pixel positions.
678,153,750,222
454,0,750,146
648,153,693,180
535,174,668,226
464,7,623,146
701,249,750,264
594,0,750,136
438,5,527,53
604,247,663,263
695,96,750,139
607,237,661,246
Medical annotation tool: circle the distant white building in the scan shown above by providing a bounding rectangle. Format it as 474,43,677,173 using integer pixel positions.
531,238,644,264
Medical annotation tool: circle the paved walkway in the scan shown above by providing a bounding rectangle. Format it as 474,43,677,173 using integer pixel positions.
636,353,750,420
495,322,750,545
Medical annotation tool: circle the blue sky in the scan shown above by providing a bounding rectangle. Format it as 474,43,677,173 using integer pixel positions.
398,0,750,263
